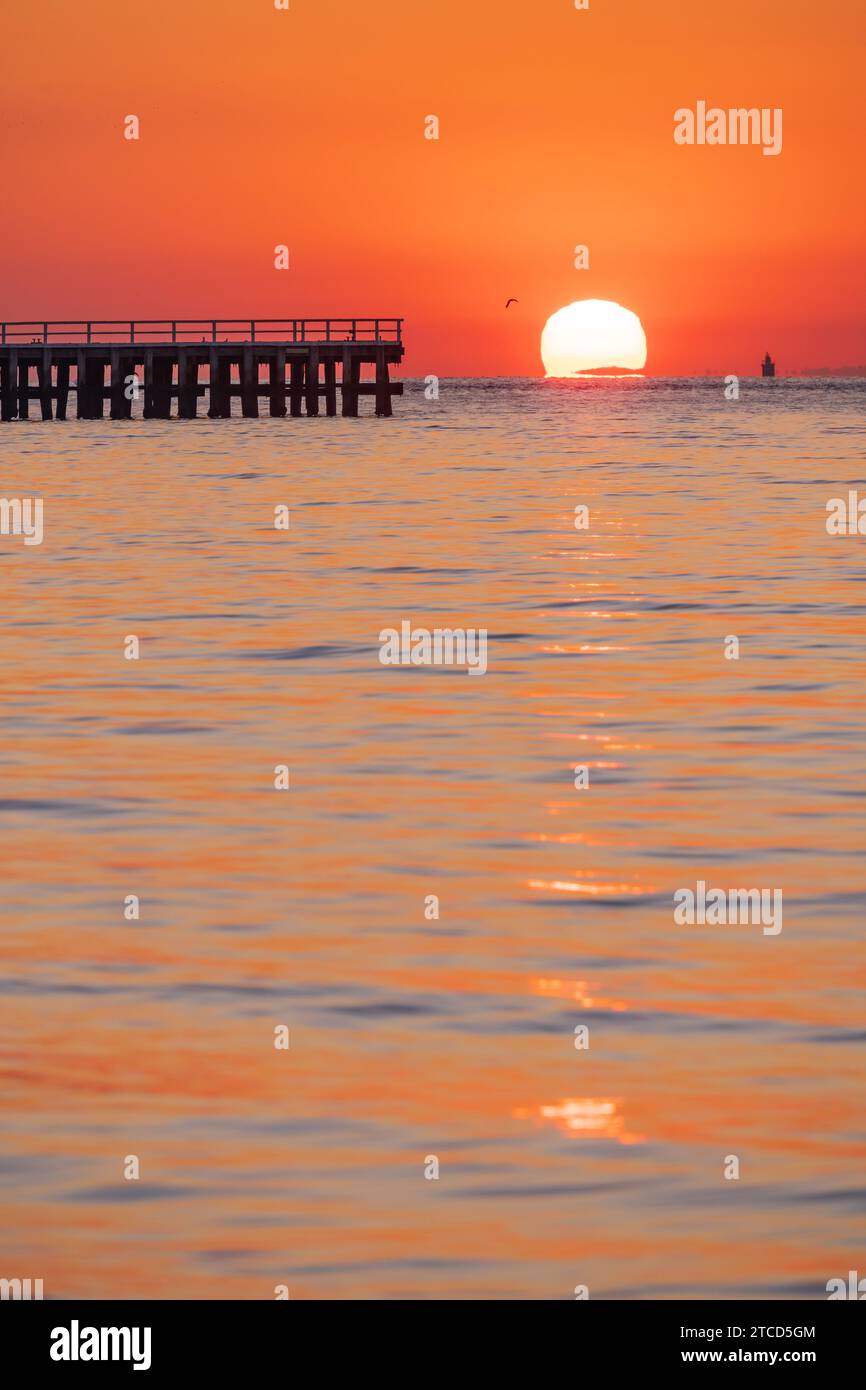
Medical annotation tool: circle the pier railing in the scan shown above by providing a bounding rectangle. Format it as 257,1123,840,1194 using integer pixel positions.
0,318,403,346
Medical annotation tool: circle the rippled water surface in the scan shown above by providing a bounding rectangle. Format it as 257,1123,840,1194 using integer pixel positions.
1,378,864,1299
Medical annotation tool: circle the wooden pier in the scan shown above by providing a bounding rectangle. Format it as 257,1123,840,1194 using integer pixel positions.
0,319,404,421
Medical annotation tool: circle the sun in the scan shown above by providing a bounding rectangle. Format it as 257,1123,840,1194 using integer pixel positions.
541,299,647,376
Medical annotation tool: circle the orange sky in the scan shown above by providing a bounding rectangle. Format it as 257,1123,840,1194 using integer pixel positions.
2,0,864,375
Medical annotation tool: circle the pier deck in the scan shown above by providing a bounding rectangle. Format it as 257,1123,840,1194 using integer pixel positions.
0,319,404,420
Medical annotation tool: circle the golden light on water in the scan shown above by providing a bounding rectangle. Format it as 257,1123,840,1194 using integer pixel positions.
527,877,650,896
515,1097,645,1145
542,1098,617,1129
533,976,629,1012
541,299,647,376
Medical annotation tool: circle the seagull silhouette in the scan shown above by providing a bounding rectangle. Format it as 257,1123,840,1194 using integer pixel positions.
505,298,519,308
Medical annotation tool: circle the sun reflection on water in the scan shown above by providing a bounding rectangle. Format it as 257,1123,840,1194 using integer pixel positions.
532,976,629,1012
515,1097,644,1145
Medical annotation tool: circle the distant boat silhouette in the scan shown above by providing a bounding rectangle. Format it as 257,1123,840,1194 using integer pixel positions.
762,351,776,378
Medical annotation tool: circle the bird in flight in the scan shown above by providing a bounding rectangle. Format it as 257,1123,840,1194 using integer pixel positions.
505,298,519,308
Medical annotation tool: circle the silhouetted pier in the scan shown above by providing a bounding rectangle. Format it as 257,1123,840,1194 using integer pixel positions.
0,319,404,421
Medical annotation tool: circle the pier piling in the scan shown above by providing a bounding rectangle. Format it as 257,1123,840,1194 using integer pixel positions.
290,357,304,417
375,347,393,417
152,356,173,419
208,351,231,418
178,351,198,419
324,357,337,416
17,362,30,420
82,358,105,419
240,348,259,418
269,349,287,417
305,347,320,417
38,351,53,420
56,360,70,420
341,348,358,417
2,350,18,420
110,350,132,420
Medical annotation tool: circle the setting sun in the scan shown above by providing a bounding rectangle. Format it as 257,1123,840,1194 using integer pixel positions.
541,300,648,377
